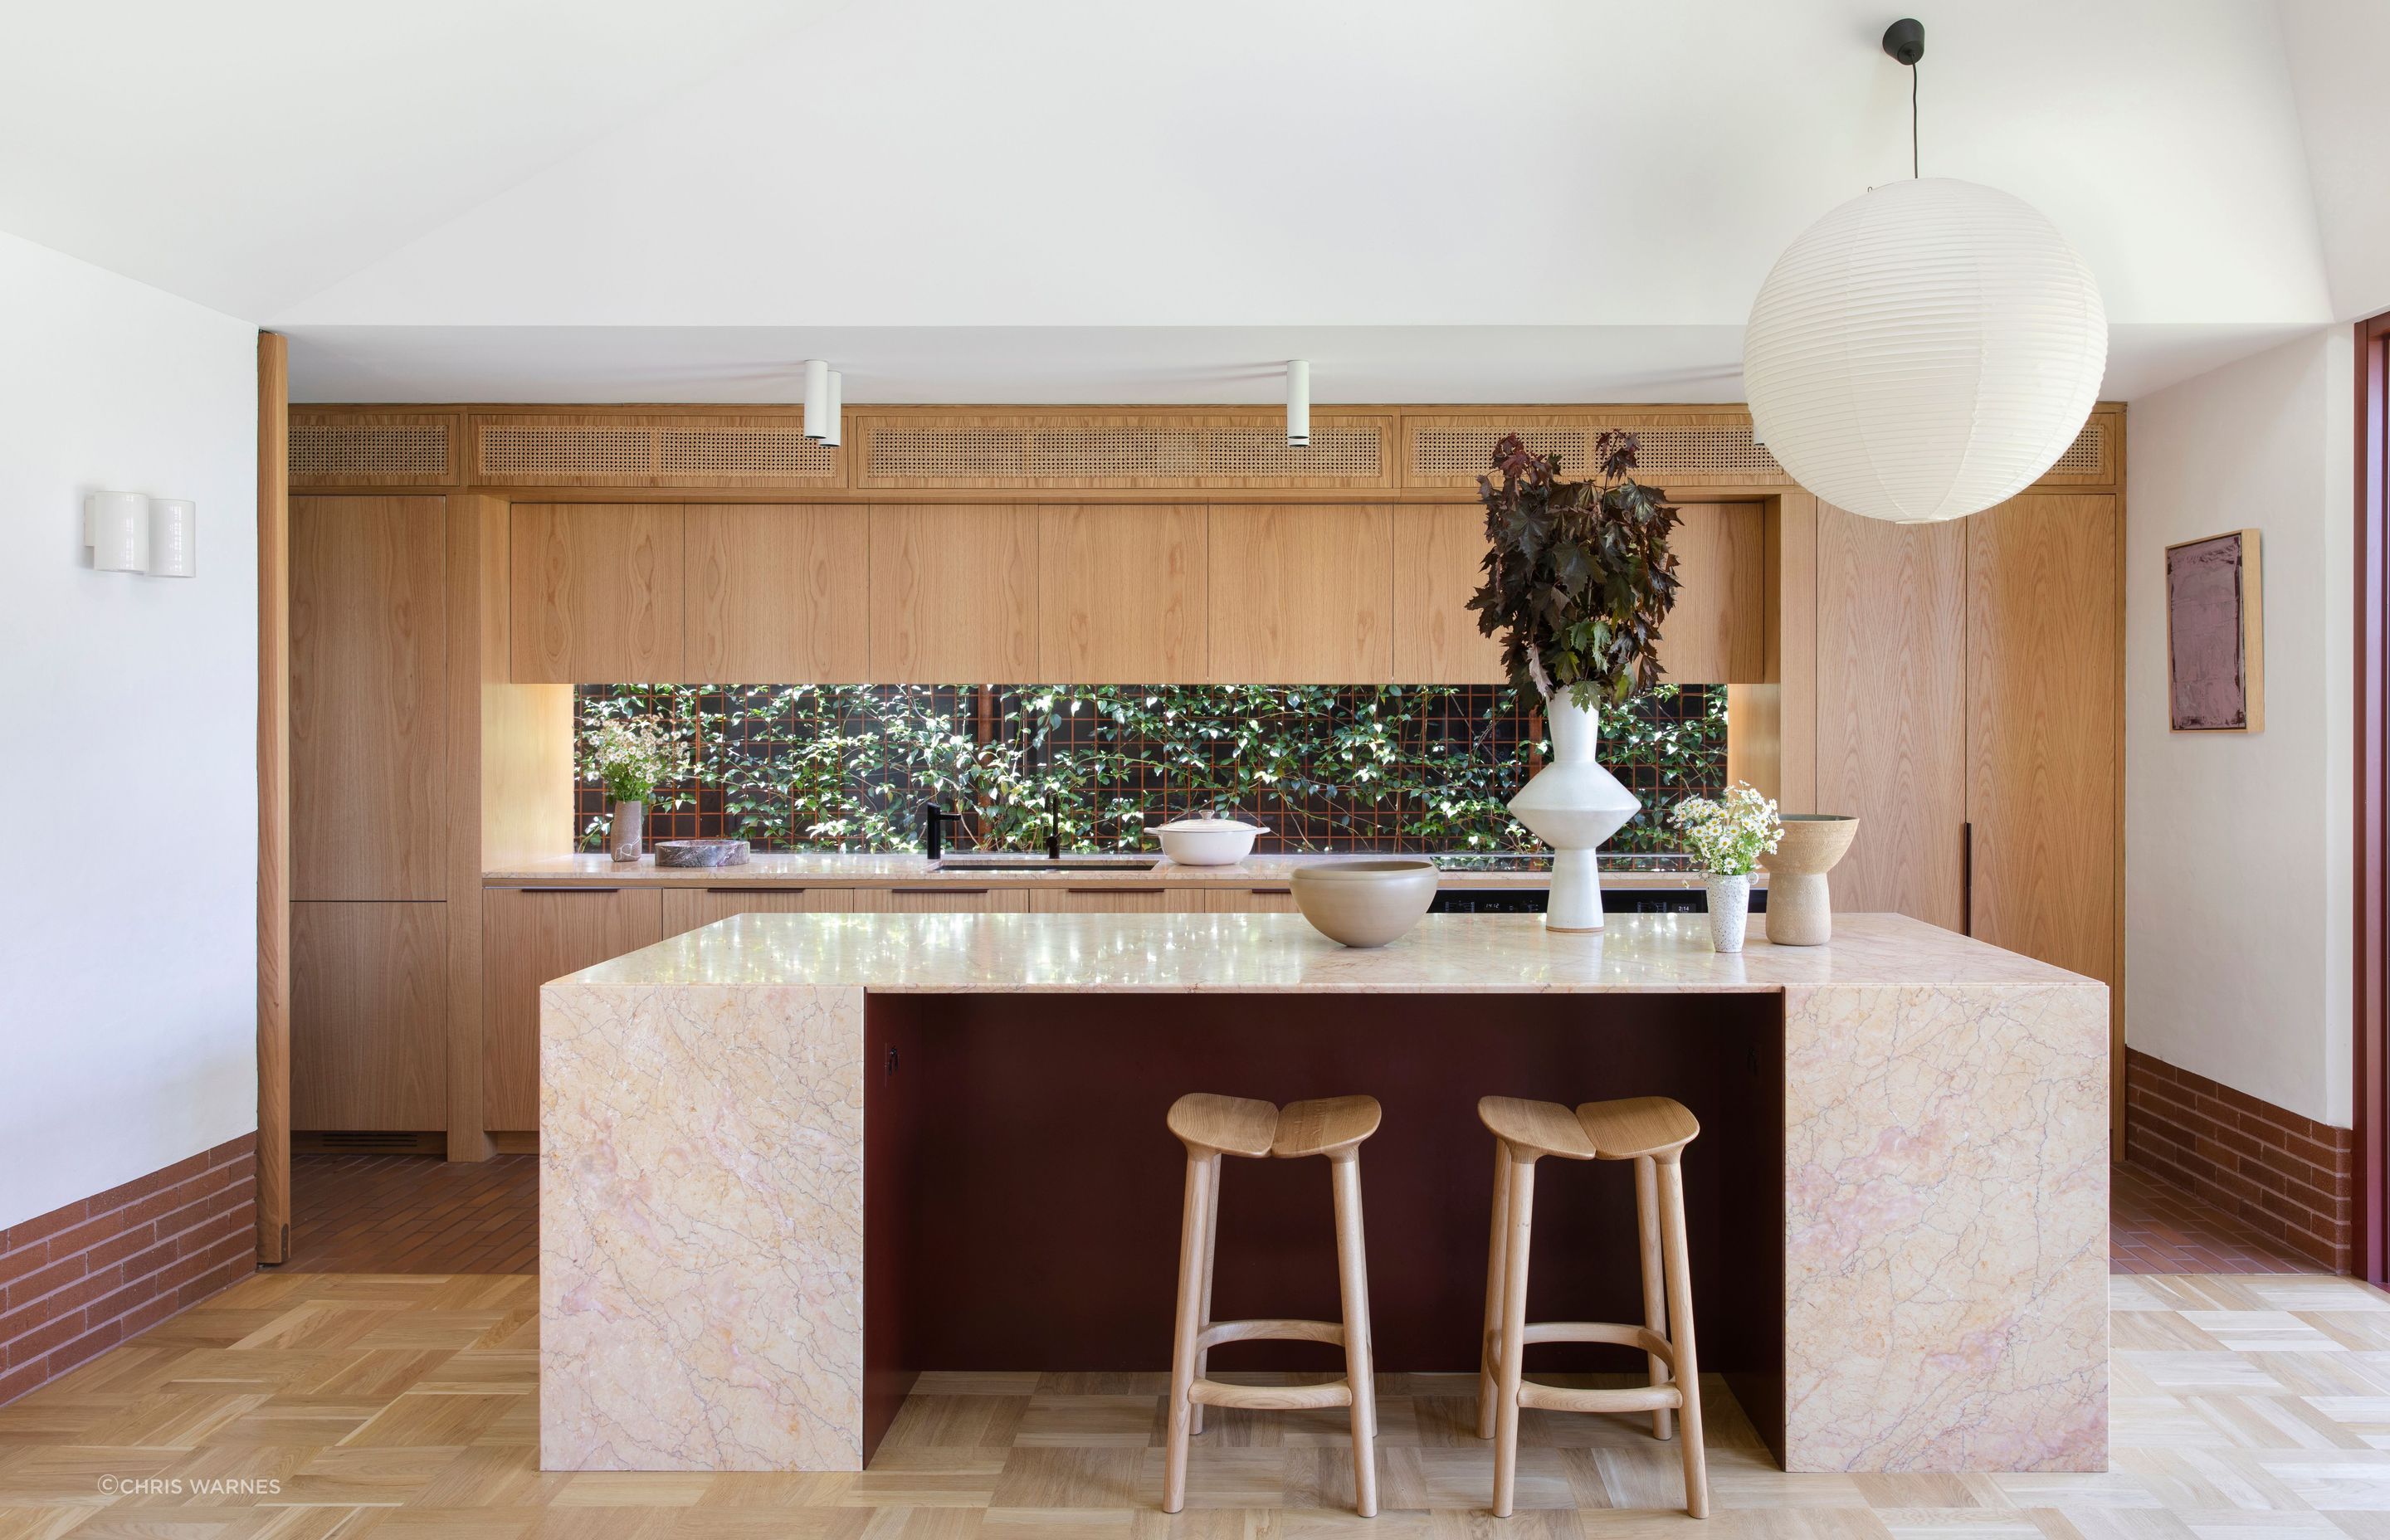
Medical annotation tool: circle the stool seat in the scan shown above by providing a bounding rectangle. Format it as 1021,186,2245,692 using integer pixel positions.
1167,1092,1279,1157
1272,1095,1383,1158
1476,1095,1597,1161
1578,1096,1700,1160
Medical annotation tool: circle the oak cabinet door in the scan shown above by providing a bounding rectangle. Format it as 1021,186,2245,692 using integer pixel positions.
868,505,1037,680
291,900,446,1131
661,887,860,937
1653,504,1768,685
1037,504,1207,682
1027,888,1188,913
1967,494,2119,987
685,504,869,681
510,504,684,682
1207,504,1393,683
480,887,665,1130
1392,505,1505,684
290,496,446,900
1192,887,1300,913
1814,503,1969,928
864,888,1036,913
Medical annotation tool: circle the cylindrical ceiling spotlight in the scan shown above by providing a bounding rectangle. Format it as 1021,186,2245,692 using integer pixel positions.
822,370,842,448
1285,359,1310,448
802,358,831,441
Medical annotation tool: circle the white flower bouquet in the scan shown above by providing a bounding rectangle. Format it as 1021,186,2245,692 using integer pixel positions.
1669,783,1783,876
588,716,690,805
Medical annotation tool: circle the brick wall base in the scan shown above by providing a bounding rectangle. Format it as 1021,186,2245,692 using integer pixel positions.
0,1135,256,1404
2124,1048,2353,1271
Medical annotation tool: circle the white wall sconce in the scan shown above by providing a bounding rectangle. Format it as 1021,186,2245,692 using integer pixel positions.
149,498,197,577
85,490,149,572
1286,359,1310,448
83,490,197,576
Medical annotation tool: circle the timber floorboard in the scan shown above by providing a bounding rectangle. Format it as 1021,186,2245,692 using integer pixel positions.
2,1273,2390,1533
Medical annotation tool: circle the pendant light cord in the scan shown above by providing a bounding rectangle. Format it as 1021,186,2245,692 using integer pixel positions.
1910,63,1920,178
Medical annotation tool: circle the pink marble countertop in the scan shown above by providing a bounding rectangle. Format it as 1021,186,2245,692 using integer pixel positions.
485,851,1744,889
553,910,2089,994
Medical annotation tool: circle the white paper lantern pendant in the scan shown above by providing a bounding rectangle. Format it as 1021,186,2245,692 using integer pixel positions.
1742,20,2108,524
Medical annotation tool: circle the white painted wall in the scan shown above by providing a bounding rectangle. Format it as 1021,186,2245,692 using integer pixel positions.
0,230,259,1228
2276,0,2390,320
2125,327,2353,1124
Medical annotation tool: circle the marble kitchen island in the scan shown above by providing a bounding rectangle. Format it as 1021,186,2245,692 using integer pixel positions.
540,912,2107,1478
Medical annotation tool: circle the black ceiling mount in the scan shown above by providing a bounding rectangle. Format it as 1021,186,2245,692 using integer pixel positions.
1882,18,1925,66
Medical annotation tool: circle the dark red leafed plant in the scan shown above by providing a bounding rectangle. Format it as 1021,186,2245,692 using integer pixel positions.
1467,431,1682,709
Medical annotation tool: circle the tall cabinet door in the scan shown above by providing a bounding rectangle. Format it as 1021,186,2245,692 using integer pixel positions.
290,496,446,899
1967,494,2121,987
1814,504,1968,928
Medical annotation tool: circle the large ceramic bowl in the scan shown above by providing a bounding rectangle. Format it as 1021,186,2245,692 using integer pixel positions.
1290,859,1439,948
1151,816,1261,866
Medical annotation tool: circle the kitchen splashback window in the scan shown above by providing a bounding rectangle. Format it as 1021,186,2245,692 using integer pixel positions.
573,684,1727,856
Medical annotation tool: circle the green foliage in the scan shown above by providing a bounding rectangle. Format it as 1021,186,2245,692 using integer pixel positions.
1469,431,1683,709
575,684,1727,855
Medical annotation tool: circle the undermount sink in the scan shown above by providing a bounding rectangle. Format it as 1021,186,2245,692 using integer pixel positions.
934,856,1163,873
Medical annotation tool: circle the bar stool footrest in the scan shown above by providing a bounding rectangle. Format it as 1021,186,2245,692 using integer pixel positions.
1197,1317,1344,1350
1519,1381,1684,1415
1485,1321,1675,1366
1189,1377,1355,1411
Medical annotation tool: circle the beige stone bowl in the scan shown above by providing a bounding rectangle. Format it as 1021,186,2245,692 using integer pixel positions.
1758,814,1861,946
1290,860,1440,948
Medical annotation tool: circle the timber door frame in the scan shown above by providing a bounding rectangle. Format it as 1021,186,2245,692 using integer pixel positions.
257,332,291,1264
2358,311,2390,1284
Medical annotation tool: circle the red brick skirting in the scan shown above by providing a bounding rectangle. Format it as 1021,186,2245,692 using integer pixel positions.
0,1134,256,1405
2124,1048,2354,1272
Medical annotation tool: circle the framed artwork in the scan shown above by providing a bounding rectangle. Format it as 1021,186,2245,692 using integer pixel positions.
2166,529,2264,733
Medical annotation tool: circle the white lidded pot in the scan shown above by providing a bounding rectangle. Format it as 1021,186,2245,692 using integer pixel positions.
1150,816,1261,866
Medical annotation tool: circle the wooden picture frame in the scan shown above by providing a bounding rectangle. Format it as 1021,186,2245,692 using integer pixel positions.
2166,529,2264,732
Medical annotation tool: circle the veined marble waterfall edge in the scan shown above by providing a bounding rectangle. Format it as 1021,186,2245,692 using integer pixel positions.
541,980,866,1472
1782,981,2110,1472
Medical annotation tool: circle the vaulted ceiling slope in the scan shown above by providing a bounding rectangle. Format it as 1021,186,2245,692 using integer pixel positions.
4,0,2381,403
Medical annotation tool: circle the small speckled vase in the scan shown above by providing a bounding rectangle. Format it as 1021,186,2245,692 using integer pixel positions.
1705,874,1752,953
609,799,646,863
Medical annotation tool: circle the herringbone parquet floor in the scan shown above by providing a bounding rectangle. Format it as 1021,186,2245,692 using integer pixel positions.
5,1270,2390,1537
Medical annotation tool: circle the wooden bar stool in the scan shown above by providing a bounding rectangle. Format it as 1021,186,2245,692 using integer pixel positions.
1475,1094,1707,1519
1163,1092,1382,1517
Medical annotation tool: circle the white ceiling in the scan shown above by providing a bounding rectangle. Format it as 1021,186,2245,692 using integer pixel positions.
5,0,2380,404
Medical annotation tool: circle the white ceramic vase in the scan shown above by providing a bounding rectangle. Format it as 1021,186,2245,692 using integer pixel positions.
1507,693,1641,933
1705,873,1752,953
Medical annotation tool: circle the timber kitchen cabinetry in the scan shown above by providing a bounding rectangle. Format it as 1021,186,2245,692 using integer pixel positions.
280,400,2125,1161
1814,493,2122,992
480,887,664,1132
288,494,452,1140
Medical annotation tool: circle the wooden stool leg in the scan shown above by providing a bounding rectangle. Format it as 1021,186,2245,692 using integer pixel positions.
1475,1136,1510,1440
1490,1150,1535,1520
1329,1151,1378,1518
1190,1153,1221,1438
1163,1150,1214,1514
1635,1153,1674,1443
1658,1153,1709,1518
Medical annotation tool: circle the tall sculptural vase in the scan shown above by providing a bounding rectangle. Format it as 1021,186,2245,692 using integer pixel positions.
1507,694,1641,932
